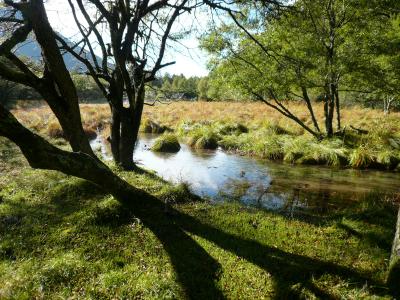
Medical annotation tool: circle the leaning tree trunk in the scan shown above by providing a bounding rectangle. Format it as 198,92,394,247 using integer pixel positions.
301,86,321,133
387,206,400,298
0,104,144,201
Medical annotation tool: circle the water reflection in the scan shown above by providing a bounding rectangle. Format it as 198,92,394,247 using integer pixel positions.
94,134,400,215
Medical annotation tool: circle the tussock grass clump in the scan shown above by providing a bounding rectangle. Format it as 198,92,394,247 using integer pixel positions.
282,136,311,163
215,122,248,136
46,120,65,139
190,134,219,150
349,147,399,169
185,126,219,150
296,139,348,166
347,126,400,169
151,133,181,153
262,121,292,135
141,119,169,134
222,134,347,166
45,120,97,141
220,132,285,159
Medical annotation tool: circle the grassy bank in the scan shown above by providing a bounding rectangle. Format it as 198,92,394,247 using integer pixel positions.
0,137,399,298
12,101,400,170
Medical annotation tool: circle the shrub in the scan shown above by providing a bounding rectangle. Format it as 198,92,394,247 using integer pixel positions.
151,134,181,153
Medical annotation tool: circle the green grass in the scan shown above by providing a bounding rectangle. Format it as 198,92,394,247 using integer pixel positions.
178,122,220,150
174,120,400,170
0,138,398,299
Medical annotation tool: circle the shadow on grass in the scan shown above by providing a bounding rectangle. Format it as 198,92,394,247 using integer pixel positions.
1,180,395,299
116,191,393,299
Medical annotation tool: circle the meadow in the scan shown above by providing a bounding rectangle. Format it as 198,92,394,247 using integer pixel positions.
12,101,400,170
0,135,399,299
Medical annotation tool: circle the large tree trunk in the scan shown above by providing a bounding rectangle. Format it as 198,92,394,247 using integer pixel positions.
108,80,146,170
119,107,136,169
109,105,137,170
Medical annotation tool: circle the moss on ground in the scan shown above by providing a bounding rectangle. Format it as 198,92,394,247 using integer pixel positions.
0,137,398,299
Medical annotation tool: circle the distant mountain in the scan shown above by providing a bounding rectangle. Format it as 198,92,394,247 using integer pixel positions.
14,34,103,72
0,8,100,71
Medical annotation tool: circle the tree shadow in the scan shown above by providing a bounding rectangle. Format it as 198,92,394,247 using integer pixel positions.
118,191,392,299
2,180,394,299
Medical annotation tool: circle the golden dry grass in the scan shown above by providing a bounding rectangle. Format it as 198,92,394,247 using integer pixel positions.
12,101,400,138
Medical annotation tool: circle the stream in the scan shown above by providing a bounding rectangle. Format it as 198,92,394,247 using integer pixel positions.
91,134,400,215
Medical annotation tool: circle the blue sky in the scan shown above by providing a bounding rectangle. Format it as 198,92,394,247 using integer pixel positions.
45,1,209,77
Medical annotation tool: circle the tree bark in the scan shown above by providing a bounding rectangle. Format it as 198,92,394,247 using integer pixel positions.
119,107,136,169
107,71,147,170
323,91,334,138
17,0,95,157
131,84,146,144
110,105,121,163
335,87,341,131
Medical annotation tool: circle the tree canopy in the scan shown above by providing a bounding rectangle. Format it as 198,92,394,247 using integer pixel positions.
201,0,400,136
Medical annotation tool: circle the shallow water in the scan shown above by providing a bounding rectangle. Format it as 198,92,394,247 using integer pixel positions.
92,134,400,214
